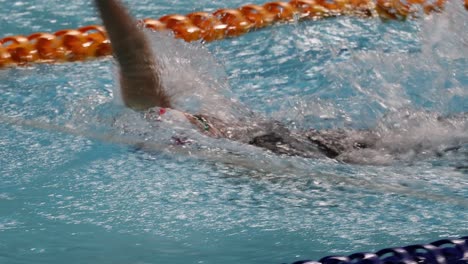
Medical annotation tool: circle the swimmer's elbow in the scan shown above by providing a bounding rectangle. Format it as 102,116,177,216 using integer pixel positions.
120,75,172,111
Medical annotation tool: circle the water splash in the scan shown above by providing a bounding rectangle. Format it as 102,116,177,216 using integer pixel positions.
143,31,254,123
336,111,468,164
291,2,468,163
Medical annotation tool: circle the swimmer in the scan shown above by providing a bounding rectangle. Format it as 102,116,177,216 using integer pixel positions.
93,0,467,163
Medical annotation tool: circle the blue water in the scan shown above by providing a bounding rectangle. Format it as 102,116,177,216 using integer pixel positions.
1,1,467,264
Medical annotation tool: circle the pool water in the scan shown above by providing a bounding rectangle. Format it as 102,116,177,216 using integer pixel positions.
1,1,467,264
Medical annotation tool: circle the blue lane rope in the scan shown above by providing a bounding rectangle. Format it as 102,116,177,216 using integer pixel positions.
291,236,468,264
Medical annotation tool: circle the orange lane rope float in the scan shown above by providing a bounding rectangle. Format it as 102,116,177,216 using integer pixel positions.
0,0,464,69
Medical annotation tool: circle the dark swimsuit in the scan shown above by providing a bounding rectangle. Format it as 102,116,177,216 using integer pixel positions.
157,107,374,159
248,122,375,159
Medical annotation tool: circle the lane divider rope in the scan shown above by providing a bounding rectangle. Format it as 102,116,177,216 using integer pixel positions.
0,0,464,69
291,236,468,264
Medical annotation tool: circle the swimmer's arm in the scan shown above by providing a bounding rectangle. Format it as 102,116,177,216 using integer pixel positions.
94,0,171,110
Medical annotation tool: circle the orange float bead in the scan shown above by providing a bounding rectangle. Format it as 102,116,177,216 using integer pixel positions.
159,14,188,28
376,0,441,18
171,24,203,42
93,40,112,57
0,36,28,46
54,29,88,61
347,0,370,7
375,0,390,17
315,0,347,13
239,4,275,28
1,36,37,64
433,0,446,9
399,0,425,15
142,18,166,31
186,12,227,41
0,45,12,68
213,9,252,37
345,0,374,16
375,0,410,20
289,0,330,18
159,14,202,42
420,0,445,13
78,25,107,42
263,2,297,21
78,25,110,58
28,33,63,61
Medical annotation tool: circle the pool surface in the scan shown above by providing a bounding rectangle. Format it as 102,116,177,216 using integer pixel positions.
1,1,467,264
